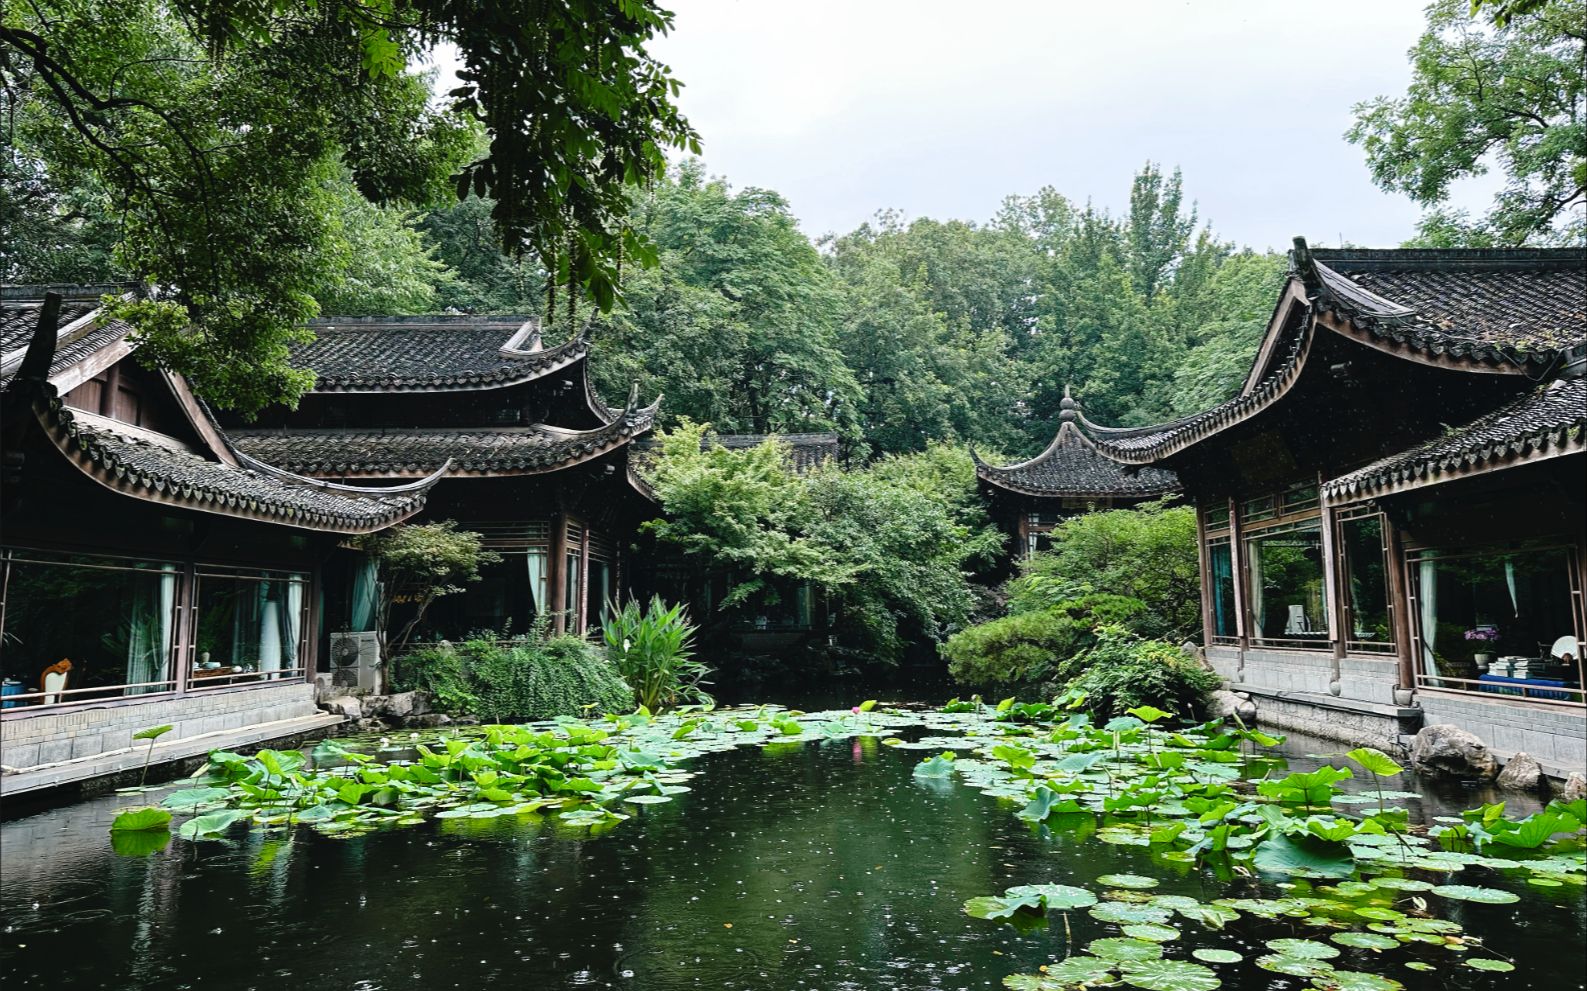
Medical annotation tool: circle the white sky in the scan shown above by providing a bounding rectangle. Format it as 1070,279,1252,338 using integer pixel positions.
641,0,1497,250
428,1,1500,250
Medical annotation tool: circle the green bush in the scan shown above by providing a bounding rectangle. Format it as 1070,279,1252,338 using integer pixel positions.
1062,626,1220,722
941,594,1145,690
390,643,478,714
393,631,631,723
472,635,632,723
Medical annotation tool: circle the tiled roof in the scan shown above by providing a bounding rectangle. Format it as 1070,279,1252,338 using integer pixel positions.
976,391,1180,498
28,396,436,532
713,432,840,473
1323,377,1587,501
1305,246,1584,368
1084,243,1586,466
1,290,137,386
293,315,588,392
230,402,658,477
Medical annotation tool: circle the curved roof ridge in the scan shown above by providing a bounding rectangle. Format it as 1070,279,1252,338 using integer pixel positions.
975,387,1180,498
294,316,592,393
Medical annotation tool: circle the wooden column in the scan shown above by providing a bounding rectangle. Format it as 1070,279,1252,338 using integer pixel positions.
576,526,592,635
1227,496,1250,658
1383,515,1415,693
1195,503,1214,647
1319,497,1344,689
548,513,568,636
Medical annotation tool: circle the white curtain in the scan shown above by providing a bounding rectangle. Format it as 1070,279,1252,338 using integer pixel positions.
1504,558,1518,618
1418,559,1439,679
125,565,177,694
527,550,548,620
259,587,282,675
283,579,303,672
1246,540,1264,639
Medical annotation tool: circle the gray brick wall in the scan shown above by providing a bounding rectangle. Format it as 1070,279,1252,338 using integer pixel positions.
1419,691,1586,777
1,683,316,771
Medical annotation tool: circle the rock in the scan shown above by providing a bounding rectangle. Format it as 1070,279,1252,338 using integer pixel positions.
1558,771,1586,803
1495,752,1544,792
320,696,362,720
1410,724,1498,780
353,718,383,734
381,691,428,719
404,713,451,729
1208,690,1245,719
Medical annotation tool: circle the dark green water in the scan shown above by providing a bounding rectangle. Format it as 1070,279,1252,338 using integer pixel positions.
1,728,1583,990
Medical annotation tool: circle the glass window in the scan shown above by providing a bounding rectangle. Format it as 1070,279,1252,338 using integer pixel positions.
1246,522,1329,645
586,557,612,628
1204,504,1230,530
1207,540,1237,640
1340,515,1392,650
564,550,582,624
1413,548,1581,698
192,571,306,689
1,551,178,706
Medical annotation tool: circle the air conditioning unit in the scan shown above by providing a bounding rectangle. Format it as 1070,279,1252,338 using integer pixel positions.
328,631,382,693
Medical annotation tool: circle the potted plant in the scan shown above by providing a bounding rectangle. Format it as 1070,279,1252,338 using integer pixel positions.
1464,626,1500,671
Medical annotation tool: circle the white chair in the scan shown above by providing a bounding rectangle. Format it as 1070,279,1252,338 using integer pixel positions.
41,667,69,705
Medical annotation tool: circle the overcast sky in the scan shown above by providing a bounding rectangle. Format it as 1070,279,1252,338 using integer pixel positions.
637,0,1495,250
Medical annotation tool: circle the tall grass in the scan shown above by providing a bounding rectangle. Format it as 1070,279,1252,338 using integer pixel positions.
602,597,711,712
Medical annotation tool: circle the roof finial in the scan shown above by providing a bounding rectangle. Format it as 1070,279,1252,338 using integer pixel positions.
1291,235,1319,285
1059,383,1080,421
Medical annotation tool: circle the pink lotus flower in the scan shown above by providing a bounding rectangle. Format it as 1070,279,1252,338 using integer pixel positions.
851,706,861,715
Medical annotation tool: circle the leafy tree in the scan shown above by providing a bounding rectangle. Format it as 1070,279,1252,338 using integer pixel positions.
1020,501,1201,640
639,422,999,664
942,594,1146,690
352,522,499,661
1347,0,1585,245
420,196,545,313
3,0,696,413
591,163,861,435
317,176,458,316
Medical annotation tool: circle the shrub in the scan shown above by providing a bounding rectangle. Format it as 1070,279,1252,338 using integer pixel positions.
1062,626,1220,722
393,632,630,722
472,635,632,723
390,643,478,714
603,596,710,712
941,593,1145,690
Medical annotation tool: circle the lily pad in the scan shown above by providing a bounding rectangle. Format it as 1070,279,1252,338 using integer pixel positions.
1122,923,1181,942
1429,884,1519,904
1118,959,1221,991
1091,901,1174,925
1036,957,1118,985
1309,973,1404,991
1266,939,1340,960
1330,932,1398,951
1256,955,1336,978
1191,949,1242,964
1099,873,1160,890
1088,937,1165,962
1464,959,1515,972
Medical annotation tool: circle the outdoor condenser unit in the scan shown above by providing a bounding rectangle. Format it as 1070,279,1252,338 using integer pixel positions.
328,631,382,693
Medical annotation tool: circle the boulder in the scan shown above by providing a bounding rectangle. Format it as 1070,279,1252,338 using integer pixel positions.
1410,724,1498,780
381,691,428,719
1558,771,1586,803
1208,690,1245,719
320,696,362,720
1495,752,1544,793
404,713,451,729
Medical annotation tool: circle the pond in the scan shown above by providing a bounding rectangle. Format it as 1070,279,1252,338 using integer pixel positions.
1,705,1583,991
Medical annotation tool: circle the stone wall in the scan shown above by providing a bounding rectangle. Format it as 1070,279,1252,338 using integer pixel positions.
1418,690,1586,779
0,682,317,771
1240,689,1411,755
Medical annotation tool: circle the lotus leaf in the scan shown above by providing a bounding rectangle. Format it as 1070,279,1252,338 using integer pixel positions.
1429,884,1519,904
1118,959,1221,991
1266,939,1340,960
1088,937,1164,962
1191,949,1242,964
1256,955,1336,977
1098,873,1159,890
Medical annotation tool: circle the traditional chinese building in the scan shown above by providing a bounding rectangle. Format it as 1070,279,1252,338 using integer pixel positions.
225,315,660,641
1078,242,1586,775
973,388,1179,560
1,288,437,793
